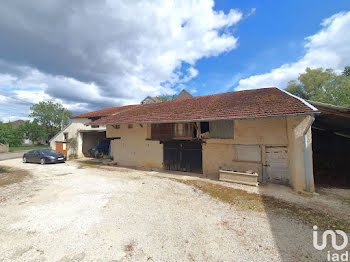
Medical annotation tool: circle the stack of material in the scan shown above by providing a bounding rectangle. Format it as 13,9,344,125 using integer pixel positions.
219,169,258,186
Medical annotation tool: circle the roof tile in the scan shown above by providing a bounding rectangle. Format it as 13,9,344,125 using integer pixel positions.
91,88,317,125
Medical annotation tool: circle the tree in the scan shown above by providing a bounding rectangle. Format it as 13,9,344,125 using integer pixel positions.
156,94,179,101
285,67,350,108
0,122,9,145
20,119,45,145
0,122,23,146
343,66,350,77
29,101,72,139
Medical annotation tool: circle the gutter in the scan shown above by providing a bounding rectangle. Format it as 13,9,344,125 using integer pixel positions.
303,116,315,192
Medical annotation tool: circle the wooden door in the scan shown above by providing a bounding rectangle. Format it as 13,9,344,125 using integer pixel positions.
55,142,68,157
265,146,290,185
163,141,202,173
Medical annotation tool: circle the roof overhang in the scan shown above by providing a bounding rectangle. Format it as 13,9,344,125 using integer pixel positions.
308,100,350,137
89,112,318,126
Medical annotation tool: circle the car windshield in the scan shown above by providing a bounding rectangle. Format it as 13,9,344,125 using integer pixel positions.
41,149,59,155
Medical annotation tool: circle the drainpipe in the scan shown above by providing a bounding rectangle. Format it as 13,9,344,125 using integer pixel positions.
303,116,315,192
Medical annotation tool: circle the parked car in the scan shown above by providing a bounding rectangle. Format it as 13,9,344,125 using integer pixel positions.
23,149,66,164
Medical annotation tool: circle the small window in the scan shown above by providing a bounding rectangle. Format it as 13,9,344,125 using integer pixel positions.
174,123,191,138
128,124,133,129
63,133,68,141
91,125,99,128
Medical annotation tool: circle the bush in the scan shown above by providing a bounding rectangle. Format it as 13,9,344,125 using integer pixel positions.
67,137,78,155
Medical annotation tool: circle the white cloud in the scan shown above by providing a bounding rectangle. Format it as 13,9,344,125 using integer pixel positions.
0,0,243,120
236,11,350,91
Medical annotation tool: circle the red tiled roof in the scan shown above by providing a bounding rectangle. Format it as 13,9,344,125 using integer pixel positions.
90,88,318,125
71,104,137,119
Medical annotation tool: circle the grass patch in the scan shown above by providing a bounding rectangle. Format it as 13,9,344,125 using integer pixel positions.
9,145,49,152
0,165,31,187
175,179,350,232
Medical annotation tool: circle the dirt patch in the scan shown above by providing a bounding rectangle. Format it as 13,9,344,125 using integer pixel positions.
0,165,31,187
175,179,350,232
77,159,117,170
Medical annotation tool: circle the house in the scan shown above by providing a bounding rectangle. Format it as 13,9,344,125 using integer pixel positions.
90,87,319,193
177,89,193,99
49,105,136,158
50,90,191,157
140,96,161,104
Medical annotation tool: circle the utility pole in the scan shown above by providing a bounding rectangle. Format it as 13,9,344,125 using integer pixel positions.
61,109,64,130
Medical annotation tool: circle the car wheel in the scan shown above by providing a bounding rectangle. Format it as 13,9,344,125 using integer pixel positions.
40,158,46,165
94,151,99,159
23,157,27,163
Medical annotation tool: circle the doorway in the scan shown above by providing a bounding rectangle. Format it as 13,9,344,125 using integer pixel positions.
163,141,202,173
265,146,290,185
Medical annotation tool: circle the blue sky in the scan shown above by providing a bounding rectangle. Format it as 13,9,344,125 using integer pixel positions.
185,0,350,95
0,0,349,121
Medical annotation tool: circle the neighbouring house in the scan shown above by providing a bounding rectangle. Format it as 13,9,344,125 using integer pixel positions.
177,89,193,99
49,105,136,158
90,87,319,193
140,96,161,104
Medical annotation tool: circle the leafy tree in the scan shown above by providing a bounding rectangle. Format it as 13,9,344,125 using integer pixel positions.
286,67,350,108
20,119,45,145
343,66,350,77
0,122,23,146
29,101,72,139
156,94,179,101
0,122,9,145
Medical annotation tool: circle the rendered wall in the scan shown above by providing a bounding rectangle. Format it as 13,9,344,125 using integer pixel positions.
202,117,288,180
107,124,163,169
49,118,105,157
0,143,9,153
105,115,314,192
286,115,315,192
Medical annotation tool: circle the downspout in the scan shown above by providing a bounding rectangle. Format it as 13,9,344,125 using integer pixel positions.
303,116,315,192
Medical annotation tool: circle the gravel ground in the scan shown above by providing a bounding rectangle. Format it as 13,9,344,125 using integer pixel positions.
0,159,348,261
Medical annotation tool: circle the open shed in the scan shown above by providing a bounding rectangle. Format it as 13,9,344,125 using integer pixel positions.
309,101,350,188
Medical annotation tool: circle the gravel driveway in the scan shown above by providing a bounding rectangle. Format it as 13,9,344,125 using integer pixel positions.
0,159,348,261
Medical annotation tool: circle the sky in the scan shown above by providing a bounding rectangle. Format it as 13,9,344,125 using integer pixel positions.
0,0,349,121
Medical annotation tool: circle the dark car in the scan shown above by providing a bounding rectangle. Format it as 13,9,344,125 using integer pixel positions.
23,149,66,165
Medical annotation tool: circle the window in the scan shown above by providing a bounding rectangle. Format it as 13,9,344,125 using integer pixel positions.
174,123,192,138
91,125,99,128
209,120,234,139
234,145,261,162
128,124,133,129
63,133,68,141
151,123,173,140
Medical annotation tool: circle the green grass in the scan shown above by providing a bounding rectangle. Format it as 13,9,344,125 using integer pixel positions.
9,145,49,152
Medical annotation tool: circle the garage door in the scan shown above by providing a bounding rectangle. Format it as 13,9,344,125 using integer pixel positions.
163,141,202,173
265,146,290,185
